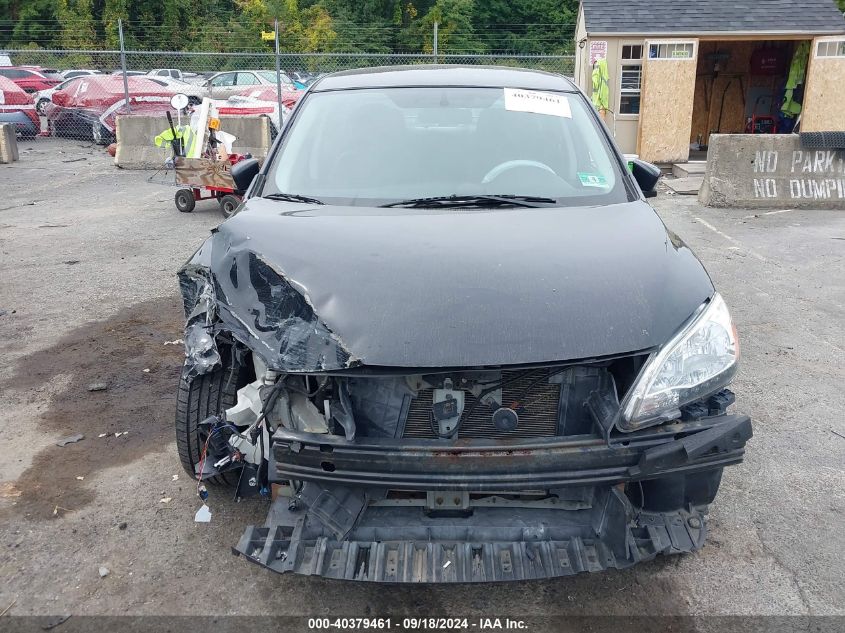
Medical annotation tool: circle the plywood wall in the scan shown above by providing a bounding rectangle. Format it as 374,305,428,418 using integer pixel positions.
637,42,697,163
802,38,845,132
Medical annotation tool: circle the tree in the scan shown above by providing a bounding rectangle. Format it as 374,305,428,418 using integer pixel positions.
471,0,577,54
0,0,60,48
55,0,97,62
417,0,483,54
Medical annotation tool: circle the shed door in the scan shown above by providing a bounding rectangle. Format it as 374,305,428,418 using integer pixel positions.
637,40,698,163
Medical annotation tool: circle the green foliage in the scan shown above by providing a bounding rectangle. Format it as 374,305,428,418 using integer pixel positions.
0,0,580,53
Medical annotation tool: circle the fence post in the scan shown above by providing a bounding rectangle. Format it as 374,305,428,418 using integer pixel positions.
118,19,130,113
274,18,284,129
432,22,438,63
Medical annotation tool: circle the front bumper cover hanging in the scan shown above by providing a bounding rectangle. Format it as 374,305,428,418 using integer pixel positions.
232,415,751,582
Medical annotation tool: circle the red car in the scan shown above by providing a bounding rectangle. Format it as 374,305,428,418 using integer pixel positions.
0,76,40,138
47,75,174,144
0,66,63,93
232,85,302,110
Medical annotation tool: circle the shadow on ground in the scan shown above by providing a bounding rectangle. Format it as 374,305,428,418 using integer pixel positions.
2,296,185,519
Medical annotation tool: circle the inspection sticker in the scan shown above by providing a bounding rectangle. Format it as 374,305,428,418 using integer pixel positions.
504,88,571,118
578,172,609,187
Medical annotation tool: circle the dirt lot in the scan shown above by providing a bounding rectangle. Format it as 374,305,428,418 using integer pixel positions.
0,139,843,626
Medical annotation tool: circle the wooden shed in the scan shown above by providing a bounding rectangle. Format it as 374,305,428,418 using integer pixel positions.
574,0,845,163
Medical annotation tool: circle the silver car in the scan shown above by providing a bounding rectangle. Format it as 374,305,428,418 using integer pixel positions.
205,70,297,99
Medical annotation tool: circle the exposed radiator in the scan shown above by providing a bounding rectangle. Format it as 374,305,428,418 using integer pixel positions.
403,371,561,439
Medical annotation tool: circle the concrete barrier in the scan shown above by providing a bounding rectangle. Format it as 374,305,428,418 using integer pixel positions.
114,115,272,169
699,134,845,209
0,123,19,164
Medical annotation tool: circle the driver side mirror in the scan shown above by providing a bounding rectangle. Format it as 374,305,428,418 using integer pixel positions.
231,158,260,193
630,158,661,198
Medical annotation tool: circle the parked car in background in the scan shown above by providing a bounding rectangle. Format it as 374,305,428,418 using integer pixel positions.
0,76,40,137
205,70,298,99
147,68,205,85
144,76,206,104
47,75,172,144
109,70,147,77
290,71,318,88
60,69,101,80
33,77,82,114
218,85,300,135
0,66,62,93
231,84,302,110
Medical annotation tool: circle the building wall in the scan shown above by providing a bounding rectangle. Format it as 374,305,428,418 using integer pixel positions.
802,36,845,132
576,25,844,162
574,35,643,155
637,39,699,163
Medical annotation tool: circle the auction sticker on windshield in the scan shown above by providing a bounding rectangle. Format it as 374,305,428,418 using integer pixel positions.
504,87,571,118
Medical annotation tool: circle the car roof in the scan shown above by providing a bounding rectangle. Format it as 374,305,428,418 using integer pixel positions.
312,65,577,92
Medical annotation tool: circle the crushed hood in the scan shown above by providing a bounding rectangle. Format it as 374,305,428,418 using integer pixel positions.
180,198,713,372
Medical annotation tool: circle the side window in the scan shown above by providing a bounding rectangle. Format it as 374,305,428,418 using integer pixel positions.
619,44,643,115
816,38,845,58
648,42,695,59
237,72,260,86
211,73,235,87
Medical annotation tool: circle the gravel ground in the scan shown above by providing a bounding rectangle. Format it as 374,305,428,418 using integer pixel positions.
0,139,843,626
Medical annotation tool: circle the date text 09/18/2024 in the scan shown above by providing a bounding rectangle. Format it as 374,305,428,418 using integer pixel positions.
308,618,528,630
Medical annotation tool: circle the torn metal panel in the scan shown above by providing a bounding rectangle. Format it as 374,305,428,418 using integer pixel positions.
181,275,221,380
178,230,357,376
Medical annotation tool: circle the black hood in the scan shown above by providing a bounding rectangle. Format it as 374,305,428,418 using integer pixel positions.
180,198,713,372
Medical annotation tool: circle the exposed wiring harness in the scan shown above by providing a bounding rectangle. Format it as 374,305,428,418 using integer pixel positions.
195,377,287,498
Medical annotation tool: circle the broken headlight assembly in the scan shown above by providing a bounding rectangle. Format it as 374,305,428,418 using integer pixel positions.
619,293,738,431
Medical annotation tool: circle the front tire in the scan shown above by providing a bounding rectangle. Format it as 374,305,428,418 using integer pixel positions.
175,348,251,486
175,189,196,213
218,194,241,219
92,121,111,145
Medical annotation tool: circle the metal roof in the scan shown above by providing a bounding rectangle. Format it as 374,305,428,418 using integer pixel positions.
581,0,845,35
313,65,578,92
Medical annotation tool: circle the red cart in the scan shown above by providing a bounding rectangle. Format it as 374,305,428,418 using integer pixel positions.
173,153,249,218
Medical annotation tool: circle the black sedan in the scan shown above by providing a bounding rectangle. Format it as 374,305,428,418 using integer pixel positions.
175,65,750,582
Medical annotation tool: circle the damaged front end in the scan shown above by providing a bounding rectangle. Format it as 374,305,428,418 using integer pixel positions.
177,215,751,583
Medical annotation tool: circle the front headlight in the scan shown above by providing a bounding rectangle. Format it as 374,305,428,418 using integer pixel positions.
620,293,738,431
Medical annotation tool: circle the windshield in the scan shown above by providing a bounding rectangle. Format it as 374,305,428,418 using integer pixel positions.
265,86,629,207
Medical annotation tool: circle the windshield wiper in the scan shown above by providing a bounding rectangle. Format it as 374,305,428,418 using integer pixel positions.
263,192,324,205
380,194,557,209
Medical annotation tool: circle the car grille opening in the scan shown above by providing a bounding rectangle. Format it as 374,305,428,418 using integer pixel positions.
403,370,561,439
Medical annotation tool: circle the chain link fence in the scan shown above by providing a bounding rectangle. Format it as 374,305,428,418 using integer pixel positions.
1,48,575,145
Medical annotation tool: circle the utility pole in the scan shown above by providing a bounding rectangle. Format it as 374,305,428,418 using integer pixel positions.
433,21,438,62
118,19,130,113
274,18,284,129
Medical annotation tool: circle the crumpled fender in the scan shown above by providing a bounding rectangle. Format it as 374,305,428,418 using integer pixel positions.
178,228,357,379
